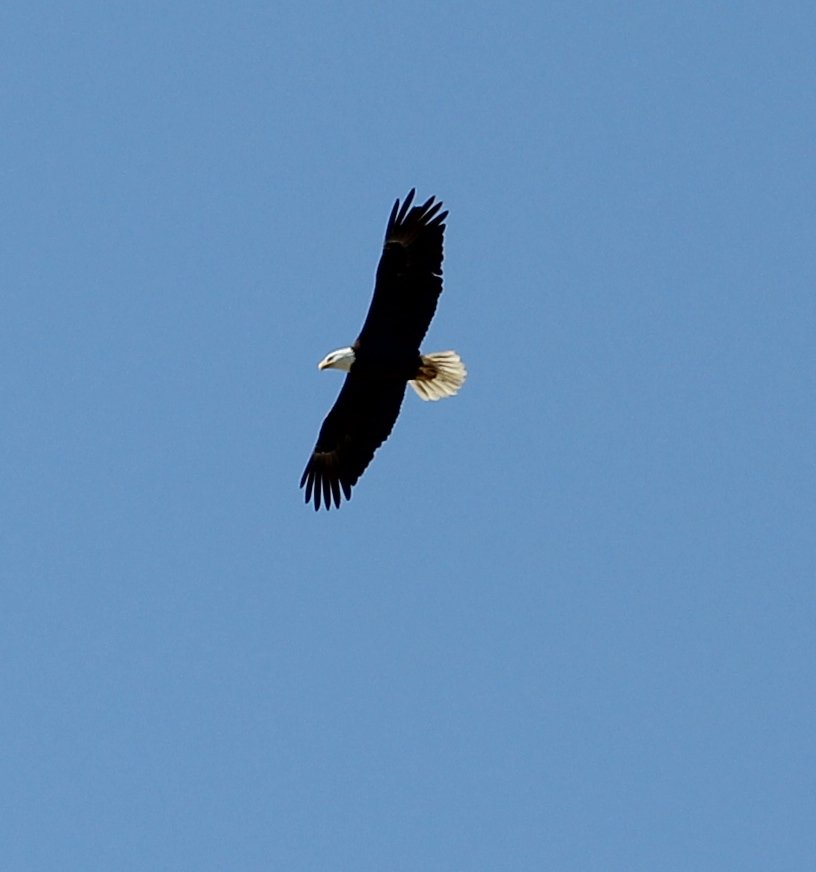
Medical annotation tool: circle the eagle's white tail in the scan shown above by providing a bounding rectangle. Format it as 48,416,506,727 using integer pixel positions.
409,351,467,401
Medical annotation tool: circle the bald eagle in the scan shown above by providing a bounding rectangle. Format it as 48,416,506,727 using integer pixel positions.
300,189,466,510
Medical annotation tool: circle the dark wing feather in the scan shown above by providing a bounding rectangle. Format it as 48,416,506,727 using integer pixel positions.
300,373,406,510
355,189,448,354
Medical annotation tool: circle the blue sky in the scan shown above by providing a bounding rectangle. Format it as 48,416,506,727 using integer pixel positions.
2,2,814,869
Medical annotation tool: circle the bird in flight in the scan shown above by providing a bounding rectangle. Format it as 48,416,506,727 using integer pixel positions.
300,189,466,510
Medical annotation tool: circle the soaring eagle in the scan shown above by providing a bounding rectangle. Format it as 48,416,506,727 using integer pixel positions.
300,189,466,510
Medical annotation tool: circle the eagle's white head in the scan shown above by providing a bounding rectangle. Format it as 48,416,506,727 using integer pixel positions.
318,346,356,372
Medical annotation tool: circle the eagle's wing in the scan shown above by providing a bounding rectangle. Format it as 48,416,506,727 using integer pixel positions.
300,374,407,510
355,189,448,355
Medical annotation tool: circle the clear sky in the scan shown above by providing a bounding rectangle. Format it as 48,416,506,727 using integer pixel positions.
2,2,814,870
